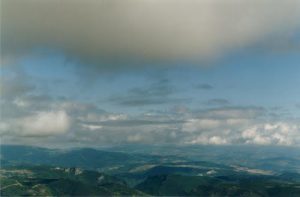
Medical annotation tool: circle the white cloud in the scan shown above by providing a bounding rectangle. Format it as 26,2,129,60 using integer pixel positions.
127,134,143,142
209,136,228,145
183,119,221,132
182,108,300,146
20,110,70,136
81,124,103,131
242,127,257,138
78,113,127,123
0,110,71,137
187,135,228,145
242,122,298,146
13,98,30,108
1,94,300,147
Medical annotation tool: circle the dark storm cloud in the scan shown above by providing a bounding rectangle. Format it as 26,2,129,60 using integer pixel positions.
2,0,300,66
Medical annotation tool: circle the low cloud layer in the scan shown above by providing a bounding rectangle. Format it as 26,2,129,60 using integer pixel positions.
1,91,299,147
2,0,300,65
183,116,300,146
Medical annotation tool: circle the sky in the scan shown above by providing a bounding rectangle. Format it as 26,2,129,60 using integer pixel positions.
1,0,300,148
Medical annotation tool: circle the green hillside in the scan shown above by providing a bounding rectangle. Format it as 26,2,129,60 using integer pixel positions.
0,166,145,196
136,174,300,196
1,145,300,196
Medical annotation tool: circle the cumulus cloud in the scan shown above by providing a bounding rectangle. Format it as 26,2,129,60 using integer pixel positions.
183,120,300,146
1,95,300,146
61,105,300,146
81,124,103,131
20,111,70,136
2,0,300,65
182,108,300,146
189,135,228,145
241,122,299,146
78,113,127,123
1,110,70,137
